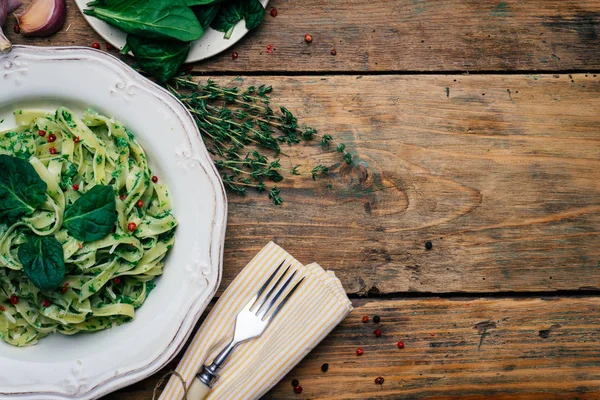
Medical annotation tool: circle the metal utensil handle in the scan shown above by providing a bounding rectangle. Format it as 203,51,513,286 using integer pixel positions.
187,338,240,400
197,338,237,388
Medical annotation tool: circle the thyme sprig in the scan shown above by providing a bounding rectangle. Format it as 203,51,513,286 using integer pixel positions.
167,76,352,204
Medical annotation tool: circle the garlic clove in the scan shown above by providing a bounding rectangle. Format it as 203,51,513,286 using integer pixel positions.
1,0,22,26
15,0,66,37
7,0,22,15
0,30,11,54
1,0,21,53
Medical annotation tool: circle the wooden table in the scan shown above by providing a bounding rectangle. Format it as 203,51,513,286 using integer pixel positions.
7,1,600,398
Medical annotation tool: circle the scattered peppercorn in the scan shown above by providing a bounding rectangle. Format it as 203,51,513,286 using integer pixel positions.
9,295,18,305
128,222,137,232
373,315,381,323
232,51,238,60
321,363,329,372
113,277,121,285
270,7,278,17
425,241,433,250
120,194,127,200
61,283,69,293
331,48,337,56
92,42,100,49
78,243,83,249
0,305,4,312
47,133,56,142
72,184,79,191
430,332,435,337
356,347,364,356
49,147,57,154
293,385,303,394
106,43,114,50
304,33,313,43
397,341,405,349
38,129,46,137
374,328,382,337
184,64,194,73
42,299,50,308
136,199,144,208
74,136,80,143
375,376,384,385
291,379,299,387
266,44,274,54
151,175,159,183
362,315,369,323
14,24,20,34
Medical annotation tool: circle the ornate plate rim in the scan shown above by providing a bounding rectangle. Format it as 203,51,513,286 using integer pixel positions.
0,45,227,400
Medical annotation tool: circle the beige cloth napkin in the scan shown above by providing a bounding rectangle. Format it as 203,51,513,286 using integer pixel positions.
159,241,353,400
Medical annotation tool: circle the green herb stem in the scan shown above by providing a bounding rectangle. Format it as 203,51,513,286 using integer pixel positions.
167,76,353,204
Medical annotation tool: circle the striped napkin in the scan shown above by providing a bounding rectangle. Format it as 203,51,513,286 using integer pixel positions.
159,241,353,400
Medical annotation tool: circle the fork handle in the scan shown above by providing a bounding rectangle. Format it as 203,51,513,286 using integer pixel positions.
186,377,211,400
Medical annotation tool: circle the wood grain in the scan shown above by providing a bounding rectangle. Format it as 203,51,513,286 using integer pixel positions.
5,0,600,72
194,73,600,295
105,297,600,399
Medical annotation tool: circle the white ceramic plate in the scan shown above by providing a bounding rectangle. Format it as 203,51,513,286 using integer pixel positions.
74,0,269,63
0,46,227,399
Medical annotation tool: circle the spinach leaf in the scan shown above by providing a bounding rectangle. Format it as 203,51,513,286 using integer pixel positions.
243,0,264,30
211,0,264,39
211,1,244,39
18,235,65,291
127,35,191,82
63,185,117,242
84,0,204,42
186,0,223,6
193,3,221,30
0,155,47,224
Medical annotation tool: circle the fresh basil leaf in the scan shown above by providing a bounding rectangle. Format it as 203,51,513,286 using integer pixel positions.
63,185,117,242
211,0,264,39
127,35,191,82
0,155,47,224
193,3,221,30
84,0,204,42
18,235,65,291
243,0,265,31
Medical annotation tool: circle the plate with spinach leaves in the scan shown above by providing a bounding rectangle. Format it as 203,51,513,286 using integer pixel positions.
75,0,268,81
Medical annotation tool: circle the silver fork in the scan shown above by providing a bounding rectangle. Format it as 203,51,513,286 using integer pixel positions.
186,260,304,400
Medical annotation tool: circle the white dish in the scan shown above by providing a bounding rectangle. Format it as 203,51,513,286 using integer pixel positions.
0,46,227,399
74,0,270,63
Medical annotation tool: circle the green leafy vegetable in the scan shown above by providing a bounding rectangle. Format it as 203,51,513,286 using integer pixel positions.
0,155,47,224
242,0,264,30
84,0,203,42
63,185,117,242
127,35,191,82
18,235,65,291
211,0,264,39
193,3,221,30
185,0,223,6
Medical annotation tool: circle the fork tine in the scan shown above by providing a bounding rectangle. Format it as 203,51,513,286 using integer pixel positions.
257,269,297,319
254,264,291,313
264,276,305,322
249,260,286,310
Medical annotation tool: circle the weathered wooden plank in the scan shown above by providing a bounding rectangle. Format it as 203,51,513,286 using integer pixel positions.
106,297,600,399
205,73,600,295
5,0,600,72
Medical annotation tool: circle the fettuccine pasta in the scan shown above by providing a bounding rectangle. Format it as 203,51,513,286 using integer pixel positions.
0,108,177,346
